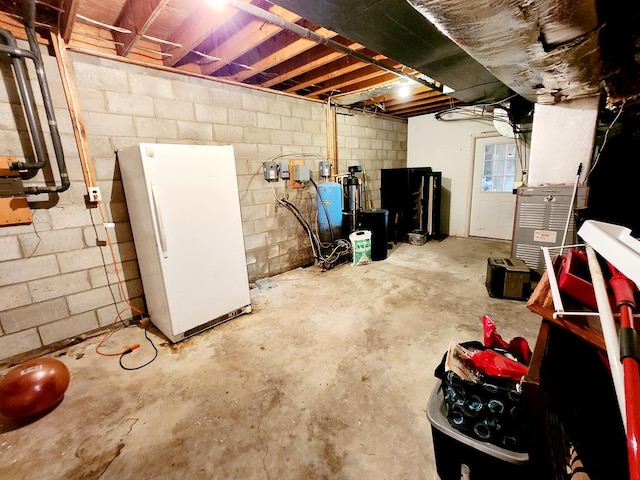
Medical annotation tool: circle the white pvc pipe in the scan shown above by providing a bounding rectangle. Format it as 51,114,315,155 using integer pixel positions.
585,245,627,430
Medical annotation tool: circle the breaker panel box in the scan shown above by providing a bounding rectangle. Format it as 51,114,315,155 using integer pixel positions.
511,185,588,276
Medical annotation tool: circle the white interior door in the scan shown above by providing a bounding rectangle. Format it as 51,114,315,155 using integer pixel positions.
469,137,521,240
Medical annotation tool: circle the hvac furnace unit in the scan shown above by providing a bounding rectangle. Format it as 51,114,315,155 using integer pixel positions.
511,185,588,276
118,143,251,343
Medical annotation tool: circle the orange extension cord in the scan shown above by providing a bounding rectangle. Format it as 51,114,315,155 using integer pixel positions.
94,199,149,357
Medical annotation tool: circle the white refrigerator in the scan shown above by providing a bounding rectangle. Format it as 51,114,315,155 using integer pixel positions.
117,143,252,342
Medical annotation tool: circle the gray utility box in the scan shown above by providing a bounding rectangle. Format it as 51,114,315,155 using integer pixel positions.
511,185,588,276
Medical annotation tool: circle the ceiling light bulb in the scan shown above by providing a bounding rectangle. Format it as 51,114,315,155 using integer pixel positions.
206,0,227,9
398,84,411,98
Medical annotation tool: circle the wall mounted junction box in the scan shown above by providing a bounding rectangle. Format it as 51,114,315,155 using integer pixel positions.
293,164,310,183
279,162,290,180
289,159,306,188
263,161,279,182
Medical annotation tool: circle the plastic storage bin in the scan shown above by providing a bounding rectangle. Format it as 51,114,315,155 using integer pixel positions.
427,380,531,480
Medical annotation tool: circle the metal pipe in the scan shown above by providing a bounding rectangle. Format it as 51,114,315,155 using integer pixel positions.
23,12,70,193
0,0,70,194
227,0,440,91
0,29,48,170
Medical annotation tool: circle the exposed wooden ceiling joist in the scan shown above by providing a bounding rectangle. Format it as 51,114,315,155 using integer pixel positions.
259,41,364,89
314,71,400,99
229,24,339,83
59,0,80,42
199,2,300,76
113,0,171,56
163,1,247,68
282,52,386,94
0,0,460,118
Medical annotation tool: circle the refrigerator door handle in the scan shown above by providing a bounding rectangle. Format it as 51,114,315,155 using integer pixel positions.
150,183,169,258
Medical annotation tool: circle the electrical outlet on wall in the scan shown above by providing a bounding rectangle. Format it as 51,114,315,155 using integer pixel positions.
88,186,101,202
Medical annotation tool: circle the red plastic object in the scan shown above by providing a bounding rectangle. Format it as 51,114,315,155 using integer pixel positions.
558,248,600,310
621,304,640,480
604,262,640,480
482,314,532,364
467,349,529,381
482,314,509,349
0,358,70,417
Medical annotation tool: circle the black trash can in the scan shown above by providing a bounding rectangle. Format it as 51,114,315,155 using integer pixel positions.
358,209,388,261
427,381,531,480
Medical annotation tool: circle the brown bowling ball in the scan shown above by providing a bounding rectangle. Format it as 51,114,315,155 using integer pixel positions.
0,358,70,417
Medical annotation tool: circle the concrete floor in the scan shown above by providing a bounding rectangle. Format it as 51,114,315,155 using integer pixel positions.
0,236,542,480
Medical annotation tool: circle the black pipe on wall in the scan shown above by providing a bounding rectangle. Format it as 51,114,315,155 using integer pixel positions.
0,0,69,194
0,30,48,170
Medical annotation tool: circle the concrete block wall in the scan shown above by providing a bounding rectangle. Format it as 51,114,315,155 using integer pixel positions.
0,46,407,361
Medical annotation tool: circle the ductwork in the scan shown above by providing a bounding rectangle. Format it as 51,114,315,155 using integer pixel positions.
268,0,513,105
270,0,640,110
406,0,604,105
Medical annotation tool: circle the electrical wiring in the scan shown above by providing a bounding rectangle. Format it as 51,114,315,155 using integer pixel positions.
94,200,156,369
266,152,326,164
266,151,351,269
274,187,350,270
587,100,625,181
118,320,158,371
271,182,321,259
361,104,379,117
436,99,531,185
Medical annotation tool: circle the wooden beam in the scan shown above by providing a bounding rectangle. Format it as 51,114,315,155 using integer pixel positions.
259,41,364,88
387,98,458,117
307,67,398,97
383,94,451,111
51,32,97,189
59,0,80,43
365,88,442,108
200,4,301,75
283,53,386,93
162,1,250,67
228,26,338,82
114,0,171,56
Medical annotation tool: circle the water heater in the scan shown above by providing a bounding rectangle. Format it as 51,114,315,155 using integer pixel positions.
316,181,342,243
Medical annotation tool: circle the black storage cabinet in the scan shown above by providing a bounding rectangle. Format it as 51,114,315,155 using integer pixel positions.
381,167,441,243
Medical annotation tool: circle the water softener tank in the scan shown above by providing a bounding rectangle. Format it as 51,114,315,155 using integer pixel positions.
316,182,342,243
342,175,362,237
